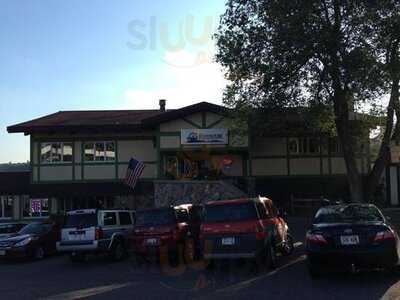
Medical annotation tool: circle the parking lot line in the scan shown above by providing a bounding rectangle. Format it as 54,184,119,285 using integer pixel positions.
41,282,138,300
215,255,307,294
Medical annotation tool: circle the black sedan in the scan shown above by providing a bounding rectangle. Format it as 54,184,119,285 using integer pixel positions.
306,204,399,277
0,222,60,260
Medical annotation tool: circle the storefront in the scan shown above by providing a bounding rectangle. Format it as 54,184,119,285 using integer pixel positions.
4,100,373,220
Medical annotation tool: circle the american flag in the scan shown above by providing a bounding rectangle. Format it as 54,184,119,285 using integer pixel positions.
124,158,145,189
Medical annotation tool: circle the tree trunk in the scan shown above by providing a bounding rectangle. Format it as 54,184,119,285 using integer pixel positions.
333,89,364,202
365,78,398,201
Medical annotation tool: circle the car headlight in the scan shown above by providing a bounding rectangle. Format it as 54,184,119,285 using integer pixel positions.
14,238,33,247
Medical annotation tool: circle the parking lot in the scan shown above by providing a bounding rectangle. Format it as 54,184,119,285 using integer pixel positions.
0,217,397,300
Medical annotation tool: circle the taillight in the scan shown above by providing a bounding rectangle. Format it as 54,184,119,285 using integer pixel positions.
95,227,103,240
374,230,395,243
306,232,327,245
255,224,266,240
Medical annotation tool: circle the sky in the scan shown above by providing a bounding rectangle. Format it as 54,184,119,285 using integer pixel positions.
0,0,228,163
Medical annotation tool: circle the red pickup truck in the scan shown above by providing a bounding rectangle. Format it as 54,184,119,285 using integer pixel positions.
200,197,293,268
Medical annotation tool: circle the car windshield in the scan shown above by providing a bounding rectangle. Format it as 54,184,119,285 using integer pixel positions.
204,202,258,223
64,213,98,228
135,209,176,226
19,223,52,235
314,205,384,224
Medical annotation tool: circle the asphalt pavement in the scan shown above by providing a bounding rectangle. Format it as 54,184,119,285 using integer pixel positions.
0,217,398,300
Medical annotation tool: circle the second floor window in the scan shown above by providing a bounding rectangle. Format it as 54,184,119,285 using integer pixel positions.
84,141,115,162
40,142,73,163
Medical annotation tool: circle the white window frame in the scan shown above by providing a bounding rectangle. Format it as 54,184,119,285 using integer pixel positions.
22,198,50,219
0,196,13,220
40,142,73,164
84,141,116,163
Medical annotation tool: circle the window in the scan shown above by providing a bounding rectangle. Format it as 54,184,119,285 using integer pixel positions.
84,141,115,162
329,138,342,154
0,196,13,219
119,212,132,225
40,142,73,163
103,212,117,226
22,198,49,218
288,138,320,155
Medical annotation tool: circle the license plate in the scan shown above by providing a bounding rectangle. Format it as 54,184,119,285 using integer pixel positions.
145,238,159,246
222,237,235,246
340,235,359,245
0,250,5,256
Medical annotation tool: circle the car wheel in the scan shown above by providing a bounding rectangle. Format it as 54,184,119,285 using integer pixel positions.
111,242,126,262
34,246,45,260
266,241,277,269
282,234,294,256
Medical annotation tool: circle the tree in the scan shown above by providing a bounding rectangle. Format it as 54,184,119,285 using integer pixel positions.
216,0,400,202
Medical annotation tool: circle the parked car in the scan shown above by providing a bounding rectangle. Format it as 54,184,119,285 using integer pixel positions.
0,222,27,239
0,221,61,260
130,204,200,264
306,203,400,277
200,197,293,267
57,209,135,262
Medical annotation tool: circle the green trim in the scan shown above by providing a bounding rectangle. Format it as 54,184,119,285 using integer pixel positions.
159,132,181,137
286,137,290,176
31,178,155,185
32,136,154,142
72,141,76,181
159,147,248,153
206,117,224,129
156,126,161,179
182,117,202,129
117,161,157,165
201,112,206,128
33,163,74,167
253,174,348,179
319,137,323,175
81,142,84,180
37,142,41,182
115,139,119,179
248,128,253,176
30,136,33,184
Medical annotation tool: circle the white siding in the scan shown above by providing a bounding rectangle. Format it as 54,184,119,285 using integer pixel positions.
118,140,156,162
252,158,287,176
84,165,115,180
290,158,320,175
160,136,180,149
251,138,286,156
40,166,73,181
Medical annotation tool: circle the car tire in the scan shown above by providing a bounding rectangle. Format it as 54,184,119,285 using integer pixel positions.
281,234,294,256
34,246,45,260
266,241,277,269
111,241,126,262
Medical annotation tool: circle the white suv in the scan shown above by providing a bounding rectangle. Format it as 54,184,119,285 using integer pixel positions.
57,209,135,262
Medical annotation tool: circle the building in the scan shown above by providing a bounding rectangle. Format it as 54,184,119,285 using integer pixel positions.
2,100,371,221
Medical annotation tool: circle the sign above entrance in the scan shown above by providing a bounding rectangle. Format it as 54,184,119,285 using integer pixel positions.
181,129,228,145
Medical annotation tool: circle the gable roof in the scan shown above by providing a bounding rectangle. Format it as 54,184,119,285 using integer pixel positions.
7,102,226,134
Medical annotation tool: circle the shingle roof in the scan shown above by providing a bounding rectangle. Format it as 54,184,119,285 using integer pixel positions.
7,102,225,134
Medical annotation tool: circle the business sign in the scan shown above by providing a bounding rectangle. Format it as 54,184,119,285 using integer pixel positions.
30,199,42,213
181,129,228,145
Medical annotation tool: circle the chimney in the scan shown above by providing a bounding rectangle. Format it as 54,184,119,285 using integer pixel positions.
159,99,166,112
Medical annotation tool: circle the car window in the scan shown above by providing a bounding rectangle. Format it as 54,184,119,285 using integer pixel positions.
119,212,132,225
64,213,98,229
314,205,384,224
135,209,176,226
19,223,52,235
204,202,258,223
103,212,117,226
